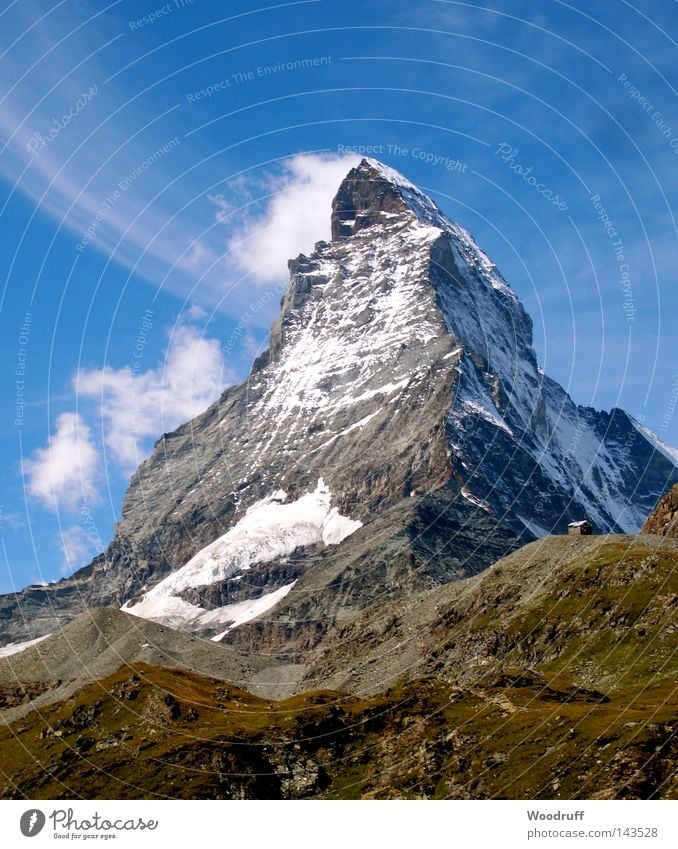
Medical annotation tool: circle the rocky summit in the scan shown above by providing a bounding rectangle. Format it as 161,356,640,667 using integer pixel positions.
1,158,677,658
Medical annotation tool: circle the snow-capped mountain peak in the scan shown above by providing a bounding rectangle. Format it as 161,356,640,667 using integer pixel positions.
1,158,675,648
325,158,676,534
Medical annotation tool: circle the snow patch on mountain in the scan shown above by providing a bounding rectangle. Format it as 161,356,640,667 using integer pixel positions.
122,479,362,632
0,634,50,657
463,400,513,436
461,487,491,512
210,583,297,641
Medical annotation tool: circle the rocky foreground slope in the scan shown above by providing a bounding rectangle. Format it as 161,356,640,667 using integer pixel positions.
642,483,678,537
1,158,676,651
1,662,674,801
0,533,675,799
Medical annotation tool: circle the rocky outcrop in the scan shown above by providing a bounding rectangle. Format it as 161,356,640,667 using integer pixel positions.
331,161,410,239
0,680,60,709
642,483,678,537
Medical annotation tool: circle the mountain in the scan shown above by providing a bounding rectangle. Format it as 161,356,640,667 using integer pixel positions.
1,158,676,651
642,483,678,537
2,533,676,799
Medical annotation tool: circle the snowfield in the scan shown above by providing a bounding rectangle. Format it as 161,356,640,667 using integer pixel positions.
123,478,362,632
0,634,51,658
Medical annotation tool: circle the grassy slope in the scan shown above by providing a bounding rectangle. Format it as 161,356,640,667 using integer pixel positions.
303,535,678,695
0,663,674,800
0,535,675,800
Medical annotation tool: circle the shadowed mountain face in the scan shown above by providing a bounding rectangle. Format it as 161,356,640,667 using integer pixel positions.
1,159,676,649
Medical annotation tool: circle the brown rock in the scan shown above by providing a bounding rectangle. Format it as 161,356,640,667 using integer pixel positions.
641,484,678,537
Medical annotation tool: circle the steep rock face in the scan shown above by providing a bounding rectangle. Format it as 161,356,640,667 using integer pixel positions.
1,158,676,647
641,484,678,537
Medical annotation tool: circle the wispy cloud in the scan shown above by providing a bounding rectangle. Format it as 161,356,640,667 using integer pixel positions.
2,10,360,309
0,1,226,300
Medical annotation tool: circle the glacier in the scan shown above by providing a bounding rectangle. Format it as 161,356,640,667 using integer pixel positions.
122,478,362,633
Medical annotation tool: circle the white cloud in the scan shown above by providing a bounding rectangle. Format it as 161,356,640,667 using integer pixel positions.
225,153,360,284
24,413,100,512
75,322,233,471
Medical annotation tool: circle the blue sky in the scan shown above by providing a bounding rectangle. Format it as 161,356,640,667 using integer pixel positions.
0,0,676,593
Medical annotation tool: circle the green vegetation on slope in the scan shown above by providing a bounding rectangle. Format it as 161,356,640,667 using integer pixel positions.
0,535,675,800
0,663,674,800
